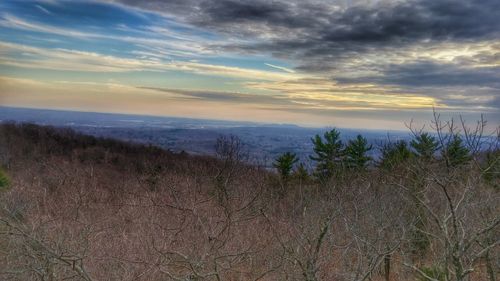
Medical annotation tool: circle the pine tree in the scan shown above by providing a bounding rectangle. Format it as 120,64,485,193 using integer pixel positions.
379,140,412,169
310,129,343,179
444,134,470,167
408,132,438,254
345,134,372,170
273,152,298,181
410,132,439,160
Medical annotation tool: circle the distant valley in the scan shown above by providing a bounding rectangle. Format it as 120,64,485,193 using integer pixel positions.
0,106,410,166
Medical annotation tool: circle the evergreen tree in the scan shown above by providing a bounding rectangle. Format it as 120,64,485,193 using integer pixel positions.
410,132,439,160
310,129,343,179
273,152,298,181
407,134,436,255
345,134,372,170
444,134,470,167
379,140,412,169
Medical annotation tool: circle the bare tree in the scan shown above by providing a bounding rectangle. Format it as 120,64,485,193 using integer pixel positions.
399,113,500,281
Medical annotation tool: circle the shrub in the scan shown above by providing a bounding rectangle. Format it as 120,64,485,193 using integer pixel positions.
417,265,448,281
483,150,499,189
0,169,9,191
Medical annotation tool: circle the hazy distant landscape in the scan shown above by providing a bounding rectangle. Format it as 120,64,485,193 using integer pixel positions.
0,107,408,165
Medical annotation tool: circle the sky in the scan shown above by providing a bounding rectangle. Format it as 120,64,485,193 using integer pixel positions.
0,0,498,130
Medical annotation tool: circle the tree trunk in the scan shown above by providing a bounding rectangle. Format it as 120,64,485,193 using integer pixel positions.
485,250,496,281
384,253,391,281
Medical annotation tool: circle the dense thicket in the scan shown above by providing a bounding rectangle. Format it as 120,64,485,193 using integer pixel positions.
0,118,498,281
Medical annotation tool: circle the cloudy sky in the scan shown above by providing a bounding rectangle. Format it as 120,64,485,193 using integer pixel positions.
0,0,498,129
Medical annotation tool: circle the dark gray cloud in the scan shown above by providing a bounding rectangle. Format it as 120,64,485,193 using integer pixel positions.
115,0,500,112
337,62,500,88
231,0,500,70
197,0,289,25
490,96,500,111
335,61,500,112
114,0,500,54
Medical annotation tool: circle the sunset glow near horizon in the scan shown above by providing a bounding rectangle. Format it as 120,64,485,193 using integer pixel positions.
0,0,499,130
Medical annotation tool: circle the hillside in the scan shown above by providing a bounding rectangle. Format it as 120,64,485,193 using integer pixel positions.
0,122,498,281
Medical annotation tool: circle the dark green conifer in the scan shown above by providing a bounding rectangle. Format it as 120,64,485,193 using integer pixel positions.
444,134,470,167
345,134,372,170
310,129,343,179
274,152,298,181
410,132,439,160
379,140,412,169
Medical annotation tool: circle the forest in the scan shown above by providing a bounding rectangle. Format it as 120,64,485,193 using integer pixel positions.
0,114,498,281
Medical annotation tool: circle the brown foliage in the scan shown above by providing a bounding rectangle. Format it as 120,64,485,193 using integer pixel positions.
0,122,498,281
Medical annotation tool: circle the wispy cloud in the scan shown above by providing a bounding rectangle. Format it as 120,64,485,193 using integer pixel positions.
35,5,52,15
0,41,299,81
0,14,214,57
265,63,295,73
